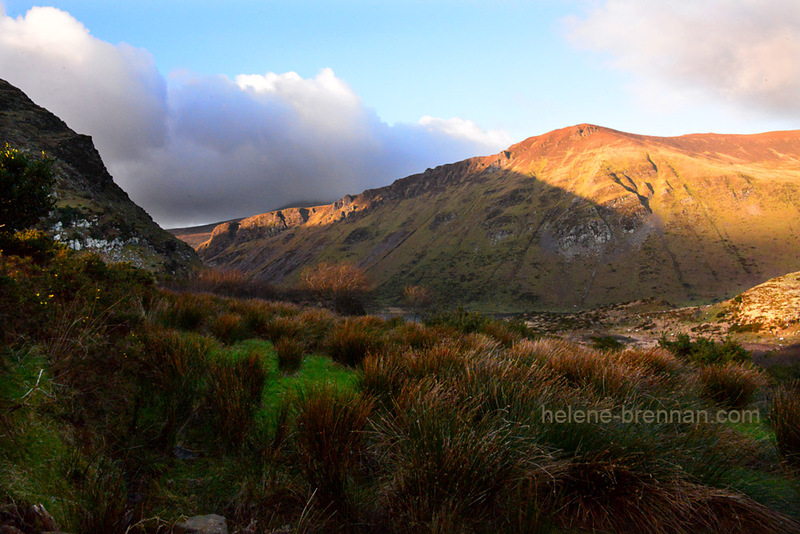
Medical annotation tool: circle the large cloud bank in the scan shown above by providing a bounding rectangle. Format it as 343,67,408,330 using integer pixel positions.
0,6,511,227
568,0,800,116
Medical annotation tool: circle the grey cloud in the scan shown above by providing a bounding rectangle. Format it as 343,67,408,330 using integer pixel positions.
0,7,510,228
568,0,800,116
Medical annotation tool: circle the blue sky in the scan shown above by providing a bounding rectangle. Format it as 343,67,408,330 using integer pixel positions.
1,1,798,226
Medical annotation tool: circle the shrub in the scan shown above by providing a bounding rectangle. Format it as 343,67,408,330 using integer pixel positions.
659,334,750,365
275,336,306,373
300,261,371,315
403,284,434,318
698,362,768,409
590,335,624,352
770,381,800,466
0,145,54,235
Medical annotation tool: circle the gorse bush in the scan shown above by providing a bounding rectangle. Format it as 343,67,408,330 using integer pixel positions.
0,145,54,235
659,333,751,365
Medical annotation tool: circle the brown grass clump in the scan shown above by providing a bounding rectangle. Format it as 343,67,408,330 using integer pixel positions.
388,322,446,350
324,317,386,366
134,328,214,448
293,386,374,514
372,382,528,528
543,342,645,398
155,291,218,331
617,347,682,375
207,349,268,449
698,362,768,409
274,336,306,374
770,380,800,466
209,312,248,344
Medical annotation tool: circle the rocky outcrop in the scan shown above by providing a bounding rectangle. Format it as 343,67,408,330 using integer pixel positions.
0,78,199,274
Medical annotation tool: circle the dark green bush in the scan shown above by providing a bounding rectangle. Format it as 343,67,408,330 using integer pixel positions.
659,334,750,365
0,145,54,234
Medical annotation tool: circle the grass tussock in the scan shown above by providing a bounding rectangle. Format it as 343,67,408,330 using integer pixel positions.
274,336,306,374
207,348,269,449
209,312,248,344
293,386,374,514
2,233,796,534
771,380,800,466
325,317,386,367
699,362,769,409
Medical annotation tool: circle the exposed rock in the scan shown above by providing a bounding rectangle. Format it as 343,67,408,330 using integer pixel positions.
0,78,199,274
175,515,228,534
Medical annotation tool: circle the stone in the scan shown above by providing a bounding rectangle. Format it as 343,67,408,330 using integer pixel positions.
174,514,228,534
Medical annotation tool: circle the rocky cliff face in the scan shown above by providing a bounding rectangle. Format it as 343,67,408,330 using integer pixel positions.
0,78,199,273
196,123,800,312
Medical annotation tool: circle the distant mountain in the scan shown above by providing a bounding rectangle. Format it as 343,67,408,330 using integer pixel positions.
0,78,199,273
196,123,800,311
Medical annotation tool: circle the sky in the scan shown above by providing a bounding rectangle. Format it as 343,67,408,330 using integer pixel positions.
1,1,799,227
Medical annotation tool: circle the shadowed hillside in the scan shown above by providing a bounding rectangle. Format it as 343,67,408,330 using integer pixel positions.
195,124,800,311
0,78,199,273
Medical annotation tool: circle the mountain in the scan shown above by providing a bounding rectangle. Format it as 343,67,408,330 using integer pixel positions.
195,124,800,311
0,78,199,273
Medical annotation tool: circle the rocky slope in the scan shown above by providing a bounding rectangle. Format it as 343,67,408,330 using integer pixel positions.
196,123,800,311
0,78,199,273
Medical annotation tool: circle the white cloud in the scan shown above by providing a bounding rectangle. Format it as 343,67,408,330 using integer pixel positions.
0,6,510,228
567,0,800,116
419,116,513,149
0,5,168,160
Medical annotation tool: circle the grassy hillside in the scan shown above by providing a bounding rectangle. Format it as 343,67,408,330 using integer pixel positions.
2,235,799,533
196,124,800,312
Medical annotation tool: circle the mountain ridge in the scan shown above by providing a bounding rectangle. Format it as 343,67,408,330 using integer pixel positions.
194,123,800,311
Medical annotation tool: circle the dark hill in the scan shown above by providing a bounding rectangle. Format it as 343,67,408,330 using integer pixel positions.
0,78,198,273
